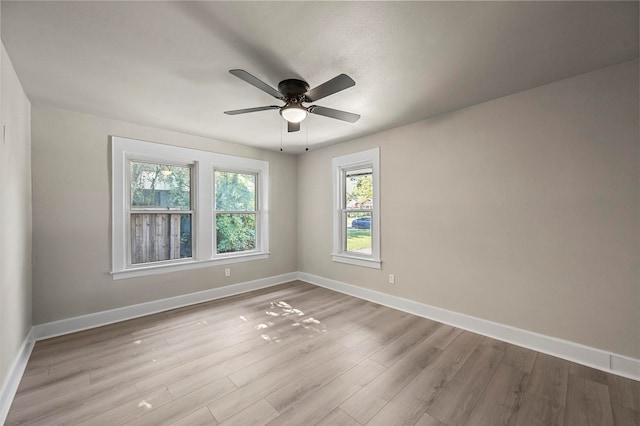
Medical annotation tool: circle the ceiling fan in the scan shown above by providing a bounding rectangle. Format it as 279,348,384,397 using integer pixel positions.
224,69,360,132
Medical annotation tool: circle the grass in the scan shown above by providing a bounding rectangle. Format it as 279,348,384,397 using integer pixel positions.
346,229,372,252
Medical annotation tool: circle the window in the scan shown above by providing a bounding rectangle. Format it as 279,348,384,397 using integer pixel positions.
112,137,269,279
332,148,381,269
129,161,193,264
215,171,257,254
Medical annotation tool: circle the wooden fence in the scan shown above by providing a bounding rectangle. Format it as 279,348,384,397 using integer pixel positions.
131,213,183,264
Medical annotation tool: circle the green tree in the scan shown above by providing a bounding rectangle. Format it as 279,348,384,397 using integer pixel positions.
130,162,190,209
353,174,372,203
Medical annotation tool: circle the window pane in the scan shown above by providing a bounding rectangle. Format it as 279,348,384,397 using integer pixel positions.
345,167,373,209
131,213,192,264
346,212,372,254
131,161,191,210
215,171,256,211
216,213,256,253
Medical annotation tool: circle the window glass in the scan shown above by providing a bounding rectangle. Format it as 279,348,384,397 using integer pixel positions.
215,171,256,211
344,167,373,255
131,161,191,209
215,171,258,254
345,167,373,208
346,212,372,254
215,213,256,254
130,213,192,264
129,161,192,265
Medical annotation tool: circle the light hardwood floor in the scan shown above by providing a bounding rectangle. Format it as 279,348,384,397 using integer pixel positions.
6,281,640,425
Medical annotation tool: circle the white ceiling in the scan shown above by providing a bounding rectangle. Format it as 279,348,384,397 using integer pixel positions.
2,1,638,154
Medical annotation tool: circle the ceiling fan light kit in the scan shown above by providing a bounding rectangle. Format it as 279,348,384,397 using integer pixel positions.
280,102,307,123
224,69,360,132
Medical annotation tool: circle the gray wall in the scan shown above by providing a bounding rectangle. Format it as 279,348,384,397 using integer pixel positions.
0,43,32,391
31,105,297,324
297,60,639,358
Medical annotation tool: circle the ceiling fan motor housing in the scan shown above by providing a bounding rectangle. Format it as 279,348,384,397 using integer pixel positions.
278,79,310,99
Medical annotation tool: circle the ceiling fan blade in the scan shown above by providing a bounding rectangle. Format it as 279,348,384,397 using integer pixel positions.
224,105,280,115
288,122,300,132
304,74,355,102
229,69,283,99
309,105,360,123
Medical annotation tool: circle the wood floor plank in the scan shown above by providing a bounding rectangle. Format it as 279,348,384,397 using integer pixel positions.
9,371,90,413
611,403,640,426
208,338,348,422
336,328,375,348
368,319,441,367
22,332,164,383
90,350,182,384
368,311,425,345
316,408,361,426
265,359,386,426
265,338,383,413
482,336,510,352
11,384,139,426
218,399,279,426
174,326,264,364
513,392,565,426
10,360,180,420
568,361,607,385
463,364,529,426
126,377,236,426
366,331,484,426
501,344,537,373
427,344,504,426
432,323,463,350
168,407,217,426
608,373,640,412
9,355,180,425
131,318,208,341
564,374,614,426
48,333,170,376
225,317,357,388
416,412,446,426
77,387,174,425
334,303,392,334
218,334,314,388
135,331,275,395
340,325,446,424
29,314,160,357
322,301,380,330
526,352,569,406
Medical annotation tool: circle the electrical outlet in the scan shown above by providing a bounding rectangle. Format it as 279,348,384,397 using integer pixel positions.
225,268,231,277
388,274,395,284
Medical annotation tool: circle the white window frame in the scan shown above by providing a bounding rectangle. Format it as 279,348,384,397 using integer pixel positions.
332,147,381,269
112,136,269,280
127,158,196,268
213,168,261,258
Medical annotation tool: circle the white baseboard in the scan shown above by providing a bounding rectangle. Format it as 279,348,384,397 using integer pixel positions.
298,272,640,381
0,328,36,425
32,272,297,341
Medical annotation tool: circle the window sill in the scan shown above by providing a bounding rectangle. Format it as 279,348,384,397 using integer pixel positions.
332,253,382,269
111,252,270,280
